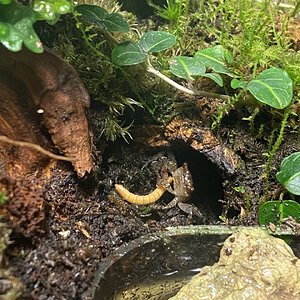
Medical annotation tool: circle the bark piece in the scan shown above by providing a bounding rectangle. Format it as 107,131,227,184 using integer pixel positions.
165,117,240,174
0,45,94,237
0,46,93,177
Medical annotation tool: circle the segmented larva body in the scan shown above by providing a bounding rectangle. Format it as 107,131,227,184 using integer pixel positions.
115,184,166,205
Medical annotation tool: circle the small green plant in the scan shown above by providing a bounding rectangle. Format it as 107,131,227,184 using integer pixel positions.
147,0,190,42
47,2,296,143
259,152,300,225
0,0,73,53
111,30,293,110
148,0,186,22
76,3,294,145
0,192,8,206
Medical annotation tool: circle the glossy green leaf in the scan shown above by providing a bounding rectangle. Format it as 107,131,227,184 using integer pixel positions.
16,17,43,52
169,56,205,80
76,5,108,25
33,0,73,21
112,41,147,66
246,68,293,109
195,45,234,76
258,200,300,225
276,152,300,195
0,2,43,53
203,73,223,87
0,0,72,53
76,4,129,32
231,78,248,89
104,13,129,32
0,23,23,51
139,31,176,53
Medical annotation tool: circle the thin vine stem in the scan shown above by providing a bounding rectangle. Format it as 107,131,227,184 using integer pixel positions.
0,136,73,161
147,64,231,101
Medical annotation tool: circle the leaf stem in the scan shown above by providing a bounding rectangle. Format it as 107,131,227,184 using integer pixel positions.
147,64,230,101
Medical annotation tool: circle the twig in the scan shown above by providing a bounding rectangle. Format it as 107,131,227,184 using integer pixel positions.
147,65,231,101
0,135,73,162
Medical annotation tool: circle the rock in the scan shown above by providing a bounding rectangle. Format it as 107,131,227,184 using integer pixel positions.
171,228,300,300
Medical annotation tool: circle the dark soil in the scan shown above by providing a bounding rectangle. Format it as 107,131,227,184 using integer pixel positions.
7,102,299,299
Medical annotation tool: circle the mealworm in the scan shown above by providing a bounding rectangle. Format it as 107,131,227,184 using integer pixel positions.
115,183,167,205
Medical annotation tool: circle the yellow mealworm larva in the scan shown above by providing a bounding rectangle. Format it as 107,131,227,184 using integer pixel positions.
115,184,167,205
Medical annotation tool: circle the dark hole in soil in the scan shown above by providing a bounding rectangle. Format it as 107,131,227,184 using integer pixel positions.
226,207,240,219
171,145,224,218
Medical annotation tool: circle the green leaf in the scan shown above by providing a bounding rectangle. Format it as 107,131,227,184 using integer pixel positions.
76,4,108,25
76,4,129,32
276,152,300,195
112,41,147,66
224,49,234,64
16,17,43,52
0,23,23,51
0,2,43,53
139,31,176,53
195,45,234,76
169,56,205,80
103,13,129,32
0,1,72,53
246,67,293,109
258,200,300,225
0,0,12,4
33,0,73,21
0,22,9,39
231,78,248,89
203,73,223,87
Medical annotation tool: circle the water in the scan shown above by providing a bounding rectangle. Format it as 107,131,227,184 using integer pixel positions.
113,275,189,300
90,226,300,300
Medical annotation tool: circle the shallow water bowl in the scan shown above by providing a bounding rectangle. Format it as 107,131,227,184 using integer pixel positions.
88,225,300,300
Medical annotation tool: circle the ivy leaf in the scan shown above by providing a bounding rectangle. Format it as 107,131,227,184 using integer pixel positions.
76,4,129,32
245,67,293,109
258,200,300,225
169,56,205,80
203,73,223,87
276,152,300,195
112,41,147,66
139,31,176,53
195,45,234,76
